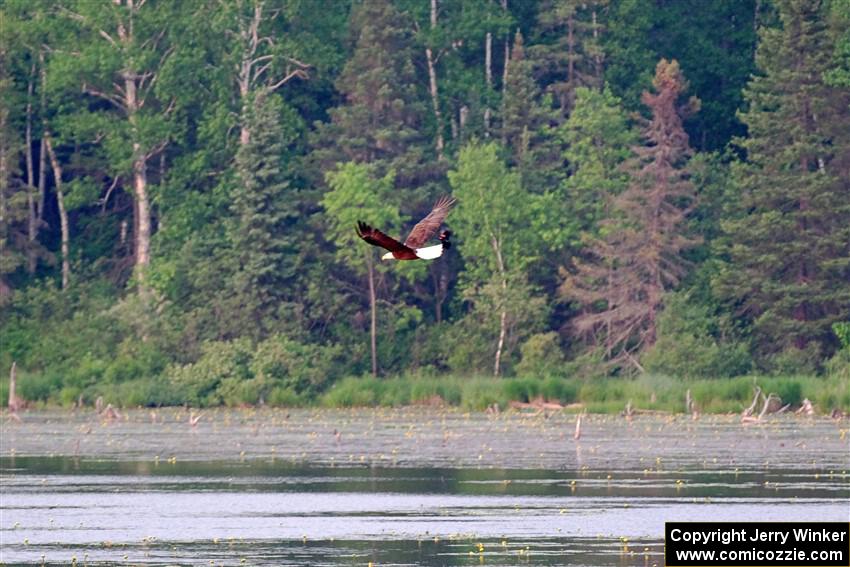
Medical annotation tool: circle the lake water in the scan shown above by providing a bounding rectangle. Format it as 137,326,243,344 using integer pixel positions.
1,408,848,565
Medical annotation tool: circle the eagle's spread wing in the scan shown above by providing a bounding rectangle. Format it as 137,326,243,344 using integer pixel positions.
403,196,456,249
356,221,412,254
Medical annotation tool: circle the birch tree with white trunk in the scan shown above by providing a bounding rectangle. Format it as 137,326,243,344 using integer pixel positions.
449,142,548,376
50,0,184,296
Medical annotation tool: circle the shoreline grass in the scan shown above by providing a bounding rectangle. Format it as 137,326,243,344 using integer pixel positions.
318,373,849,414
4,372,847,415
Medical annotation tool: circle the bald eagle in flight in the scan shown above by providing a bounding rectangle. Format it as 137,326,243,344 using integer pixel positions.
356,196,456,261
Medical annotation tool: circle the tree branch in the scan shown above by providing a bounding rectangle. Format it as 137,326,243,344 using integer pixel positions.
101,176,121,212
267,68,308,91
144,139,169,161
98,29,119,47
82,83,125,109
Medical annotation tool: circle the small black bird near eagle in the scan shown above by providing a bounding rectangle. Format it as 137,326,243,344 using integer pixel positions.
356,196,456,261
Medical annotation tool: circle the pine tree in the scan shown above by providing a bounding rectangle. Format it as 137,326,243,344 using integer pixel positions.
530,0,606,113
501,31,563,191
312,0,431,191
0,66,26,304
717,0,850,358
826,0,850,89
562,60,699,371
310,0,442,360
228,93,300,338
650,0,758,151
560,86,637,242
602,0,655,112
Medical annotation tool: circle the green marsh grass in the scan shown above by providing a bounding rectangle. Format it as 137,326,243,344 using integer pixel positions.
5,369,847,414
319,373,849,414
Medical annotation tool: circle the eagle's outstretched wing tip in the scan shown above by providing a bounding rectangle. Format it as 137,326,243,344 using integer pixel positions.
404,196,457,249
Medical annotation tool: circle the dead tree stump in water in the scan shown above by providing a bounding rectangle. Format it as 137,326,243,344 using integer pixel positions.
685,389,699,419
742,386,762,417
796,398,814,415
8,362,25,414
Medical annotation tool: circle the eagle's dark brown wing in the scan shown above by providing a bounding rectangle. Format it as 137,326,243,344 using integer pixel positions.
403,196,456,249
356,221,413,254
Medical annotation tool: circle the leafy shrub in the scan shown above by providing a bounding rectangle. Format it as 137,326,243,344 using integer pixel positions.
168,338,254,406
251,335,342,396
18,370,63,402
59,386,83,407
825,350,849,381
763,344,822,376
515,332,566,378
833,322,850,349
643,292,752,378
267,387,304,406
825,323,850,381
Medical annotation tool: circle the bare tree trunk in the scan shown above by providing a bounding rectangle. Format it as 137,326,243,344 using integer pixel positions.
8,362,19,412
431,266,449,323
44,134,70,290
25,67,37,274
501,0,509,88
605,263,613,356
238,65,253,147
0,119,11,301
484,31,492,134
592,9,603,83
459,106,468,138
425,0,444,160
754,0,761,35
566,14,575,110
491,235,508,377
37,54,47,224
124,73,151,294
114,0,151,296
494,309,507,377
367,252,378,376
232,1,307,149
132,146,151,292
37,138,46,220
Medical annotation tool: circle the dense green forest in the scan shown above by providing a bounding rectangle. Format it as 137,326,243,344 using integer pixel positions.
1,0,848,410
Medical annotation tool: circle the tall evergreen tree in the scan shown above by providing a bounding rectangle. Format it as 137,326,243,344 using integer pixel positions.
717,0,850,358
529,0,606,113
562,60,699,371
601,0,655,112
826,0,850,90
560,86,636,243
501,31,563,191
0,54,26,304
228,93,300,339
312,0,431,192
652,0,758,151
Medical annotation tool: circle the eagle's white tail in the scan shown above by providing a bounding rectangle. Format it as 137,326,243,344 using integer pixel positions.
414,244,444,260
